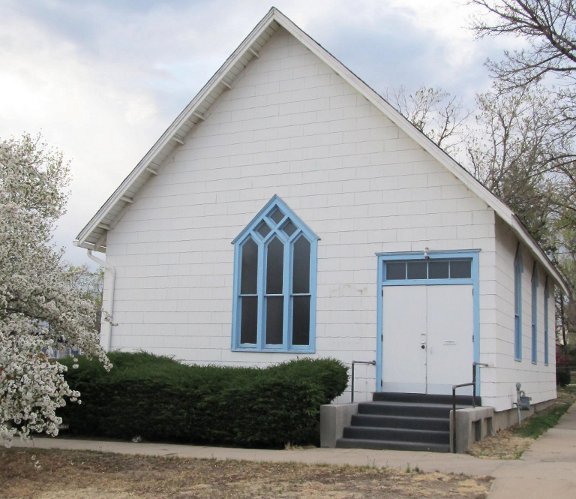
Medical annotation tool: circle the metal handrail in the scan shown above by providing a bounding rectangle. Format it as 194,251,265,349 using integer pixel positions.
451,382,475,453
350,360,376,403
451,362,488,453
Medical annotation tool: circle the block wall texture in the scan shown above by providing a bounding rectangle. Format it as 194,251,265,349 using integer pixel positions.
483,218,557,411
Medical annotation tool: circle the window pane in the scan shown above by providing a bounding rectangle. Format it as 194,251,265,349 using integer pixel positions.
282,219,296,236
240,297,257,344
292,296,310,345
386,262,406,280
293,237,310,293
450,260,471,278
266,297,284,344
428,261,449,279
240,238,258,294
256,221,270,238
266,237,284,294
269,206,284,225
407,261,427,279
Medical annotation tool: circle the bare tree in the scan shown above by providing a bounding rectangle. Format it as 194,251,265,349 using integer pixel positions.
472,0,576,87
472,0,576,149
466,84,560,244
471,1,576,334
387,86,469,155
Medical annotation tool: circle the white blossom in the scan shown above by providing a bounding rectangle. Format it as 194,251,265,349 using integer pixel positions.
0,134,111,446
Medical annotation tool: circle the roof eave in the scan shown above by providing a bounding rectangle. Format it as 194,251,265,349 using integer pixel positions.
507,214,570,295
75,8,283,250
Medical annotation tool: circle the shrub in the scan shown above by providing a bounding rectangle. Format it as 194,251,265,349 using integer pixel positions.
557,369,571,387
556,348,572,387
268,357,349,401
60,352,348,448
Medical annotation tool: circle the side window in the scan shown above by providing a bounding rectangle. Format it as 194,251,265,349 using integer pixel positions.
544,278,549,365
232,196,318,352
514,248,523,361
531,264,538,364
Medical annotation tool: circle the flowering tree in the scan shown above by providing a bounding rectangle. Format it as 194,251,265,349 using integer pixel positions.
0,134,110,445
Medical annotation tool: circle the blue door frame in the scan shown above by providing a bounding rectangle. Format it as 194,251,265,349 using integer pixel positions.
376,250,481,394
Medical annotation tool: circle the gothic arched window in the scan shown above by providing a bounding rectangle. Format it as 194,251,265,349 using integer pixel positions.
232,196,318,352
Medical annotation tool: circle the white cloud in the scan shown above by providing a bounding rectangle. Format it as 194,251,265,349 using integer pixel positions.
0,0,519,266
0,7,165,265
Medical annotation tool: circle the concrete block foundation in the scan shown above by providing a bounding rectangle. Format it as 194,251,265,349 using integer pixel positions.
320,403,358,448
451,407,495,453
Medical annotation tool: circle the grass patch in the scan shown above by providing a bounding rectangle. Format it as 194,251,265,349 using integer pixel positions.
468,386,576,459
513,404,571,438
513,386,576,439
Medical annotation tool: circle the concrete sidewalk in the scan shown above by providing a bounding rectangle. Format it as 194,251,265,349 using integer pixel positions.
13,402,576,498
488,402,576,498
15,435,503,477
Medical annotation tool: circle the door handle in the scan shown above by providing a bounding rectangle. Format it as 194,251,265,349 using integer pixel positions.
420,344,426,350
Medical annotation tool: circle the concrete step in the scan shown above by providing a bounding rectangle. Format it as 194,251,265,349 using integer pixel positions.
336,437,450,453
343,425,449,444
373,392,480,406
351,414,450,432
358,401,454,418
334,393,481,453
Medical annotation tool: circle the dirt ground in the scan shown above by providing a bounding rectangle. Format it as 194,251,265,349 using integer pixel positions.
0,448,491,499
467,428,532,460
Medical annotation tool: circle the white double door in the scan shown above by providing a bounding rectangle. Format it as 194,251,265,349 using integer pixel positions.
382,284,474,395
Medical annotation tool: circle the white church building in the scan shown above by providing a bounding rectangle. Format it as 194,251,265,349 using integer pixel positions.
76,9,568,444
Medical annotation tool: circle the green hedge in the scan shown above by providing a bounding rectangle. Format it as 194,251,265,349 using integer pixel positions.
59,352,348,448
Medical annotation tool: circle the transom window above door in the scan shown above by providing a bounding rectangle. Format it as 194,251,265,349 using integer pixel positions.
384,258,472,281
232,196,318,353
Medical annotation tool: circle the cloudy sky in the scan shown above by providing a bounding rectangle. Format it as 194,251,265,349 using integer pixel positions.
0,0,514,266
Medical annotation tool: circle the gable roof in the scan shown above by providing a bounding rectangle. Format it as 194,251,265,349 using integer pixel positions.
75,7,569,294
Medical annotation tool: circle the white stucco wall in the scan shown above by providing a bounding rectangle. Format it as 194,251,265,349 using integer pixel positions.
103,27,508,403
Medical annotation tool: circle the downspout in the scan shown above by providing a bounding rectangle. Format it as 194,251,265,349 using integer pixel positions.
87,249,116,352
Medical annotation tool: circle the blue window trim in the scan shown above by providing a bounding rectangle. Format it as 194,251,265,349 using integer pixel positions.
376,250,481,394
514,246,523,362
531,263,538,364
544,277,549,366
231,195,318,353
